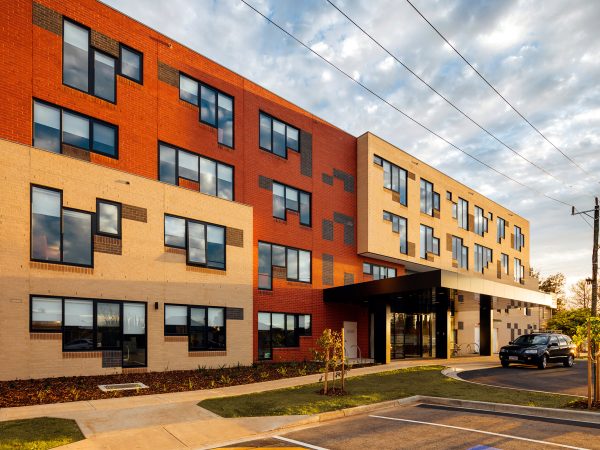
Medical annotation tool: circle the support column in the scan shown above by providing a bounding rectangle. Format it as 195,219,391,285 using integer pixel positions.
479,295,493,356
435,288,449,359
373,302,390,364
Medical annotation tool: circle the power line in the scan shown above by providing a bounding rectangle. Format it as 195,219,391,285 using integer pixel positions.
404,0,595,180
238,0,574,208
325,0,588,194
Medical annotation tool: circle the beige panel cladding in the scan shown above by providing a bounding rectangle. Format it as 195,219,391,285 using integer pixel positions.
0,140,253,380
357,132,533,289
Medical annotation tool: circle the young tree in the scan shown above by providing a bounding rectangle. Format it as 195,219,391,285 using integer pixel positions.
538,272,567,311
571,278,595,310
546,308,590,337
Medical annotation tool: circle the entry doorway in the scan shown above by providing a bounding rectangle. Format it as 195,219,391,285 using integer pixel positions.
390,313,436,359
343,321,358,358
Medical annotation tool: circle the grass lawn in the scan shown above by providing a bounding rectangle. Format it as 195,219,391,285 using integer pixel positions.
0,417,84,450
199,366,580,417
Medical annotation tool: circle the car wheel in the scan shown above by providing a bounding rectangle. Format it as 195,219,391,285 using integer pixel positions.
538,355,547,370
564,355,574,368
501,360,509,368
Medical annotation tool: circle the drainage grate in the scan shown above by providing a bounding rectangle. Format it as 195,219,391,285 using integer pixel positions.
98,382,148,392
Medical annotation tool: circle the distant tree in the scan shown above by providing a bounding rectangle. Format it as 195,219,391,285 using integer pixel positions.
571,278,596,310
538,272,567,311
546,308,590,337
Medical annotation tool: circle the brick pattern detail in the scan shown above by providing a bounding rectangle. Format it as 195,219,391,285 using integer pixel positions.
446,233,453,252
30,261,93,274
273,266,286,280
300,130,312,177
322,254,333,286
258,175,273,190
63,352,101,359
179,178,199,191
333,212,355,245
322,219,334,241
165,336,187,342
391,192,400,203
94,235,122,255
91,29,119,58
433,209,440,219
165,246,186,255
30,333,61,340
32,2,62,36
408,242,416,257
408,171,416,180
158,61,178,87
226,227,244,247
343,272,354,286
226,307,244,320
188,351,227,357
186,265,226,275
62,144,91,162
122,204,147,222
102,350,122,368
333,168,355,193
322,173,333,185
122,368,147,374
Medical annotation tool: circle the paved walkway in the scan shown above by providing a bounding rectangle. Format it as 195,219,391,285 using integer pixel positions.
0,356,497,449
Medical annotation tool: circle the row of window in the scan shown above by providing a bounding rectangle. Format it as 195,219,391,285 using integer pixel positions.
258,312,312,360
258,242,311,290
363,262,397,280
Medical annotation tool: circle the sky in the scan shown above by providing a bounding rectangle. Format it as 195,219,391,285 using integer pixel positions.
103,0,600,295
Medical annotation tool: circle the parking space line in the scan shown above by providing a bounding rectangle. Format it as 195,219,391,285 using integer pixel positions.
368,415,589,450
273,435,330,450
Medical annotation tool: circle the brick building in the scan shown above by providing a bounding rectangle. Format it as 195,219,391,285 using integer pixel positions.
0,0,552,380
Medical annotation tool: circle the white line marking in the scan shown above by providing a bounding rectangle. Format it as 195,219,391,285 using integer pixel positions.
368,415,589,450
274,435,330,450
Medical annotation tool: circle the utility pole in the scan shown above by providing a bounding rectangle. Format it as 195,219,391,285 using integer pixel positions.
573,197,599,403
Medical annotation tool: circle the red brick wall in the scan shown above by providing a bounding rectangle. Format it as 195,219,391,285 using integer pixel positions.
0,0,406,362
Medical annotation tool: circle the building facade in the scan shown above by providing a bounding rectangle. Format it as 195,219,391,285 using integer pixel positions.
0,0,552,380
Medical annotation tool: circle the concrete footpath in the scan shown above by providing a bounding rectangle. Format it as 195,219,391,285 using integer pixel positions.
0,357,497,449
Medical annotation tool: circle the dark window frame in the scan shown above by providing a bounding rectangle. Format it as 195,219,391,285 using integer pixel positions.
383,210,408,254
363,262,396,279
95,198,122,238
420,224,440,259
257,311,312,360
163,303,227,351
119,44,143,84
272,181,311,227
420,178,439,216
375,154,408,206
257,241,312,290
457,197,469,230
33,98,119,159
474,243,493,273
258,111,300,159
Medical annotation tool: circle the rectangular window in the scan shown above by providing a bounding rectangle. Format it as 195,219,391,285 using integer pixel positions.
96,199,121,237
259,112,300,158
164,214,226,270
119,45,143,83
158,143,234,201
474,206,488,236
514,258,525,283
514,225,525,251
377,155,408,206
363,262,396,280
457,198,469,230
420,179,434,215
33,100,118,158
164,304,226,350
420,224,439,258
31,186,93,267
474,244,493,273
258,312,311,360
93,50,116,102
30,296,62,332
502,253,509,275
258,242,311,290
451,236,468,269
383,211,408,254
497,217,506,243
272,182,311,226
179,74,234,147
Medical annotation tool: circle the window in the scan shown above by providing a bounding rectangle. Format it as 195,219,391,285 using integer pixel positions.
30,297,62,331
457,198,469,230
363,263,396,280
258,312,311,360
31,185,93,267
258,242,311,290
420,179,439,216
96,199,121,237
514,258,525,283
514,226,525,251
501,253,509,275
474,206,488,236
420,225,439,258
259,112,300,158
373,155,408,206
164,214,226,269
451,236,468,269
158,143,234,200
33,100,118,158
272,182,311,226
383,211,408,254
497,217,506,243
474,244,492,273
63,19,117,103
179,73,234,147
446,191,452,201
164,304,226,351
119,45,143,83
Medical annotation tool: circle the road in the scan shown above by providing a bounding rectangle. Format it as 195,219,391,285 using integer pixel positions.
218,403,600,449
459,360,587,396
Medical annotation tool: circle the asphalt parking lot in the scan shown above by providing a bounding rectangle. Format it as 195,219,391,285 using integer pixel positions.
217,403,600,449
459,360,587,396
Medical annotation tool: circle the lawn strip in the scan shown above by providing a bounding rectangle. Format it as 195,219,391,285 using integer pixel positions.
0,417,84,450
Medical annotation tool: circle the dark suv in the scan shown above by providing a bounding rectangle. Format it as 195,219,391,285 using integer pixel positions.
499,333,576,369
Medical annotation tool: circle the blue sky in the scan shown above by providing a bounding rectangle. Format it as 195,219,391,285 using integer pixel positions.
103,0,600,296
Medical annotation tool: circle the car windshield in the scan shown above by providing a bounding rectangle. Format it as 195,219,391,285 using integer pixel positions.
513,335,548,345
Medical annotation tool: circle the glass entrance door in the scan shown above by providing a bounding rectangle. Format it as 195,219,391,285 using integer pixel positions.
390,312,436,359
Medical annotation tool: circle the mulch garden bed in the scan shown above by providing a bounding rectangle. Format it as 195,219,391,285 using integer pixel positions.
0,362,371,408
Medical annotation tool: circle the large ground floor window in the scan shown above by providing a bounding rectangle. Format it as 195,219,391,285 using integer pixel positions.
258,312,311,360
164,304,226,351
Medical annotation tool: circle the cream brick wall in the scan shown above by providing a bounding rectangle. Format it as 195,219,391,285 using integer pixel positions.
0,140,253,380
357,132,533,289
